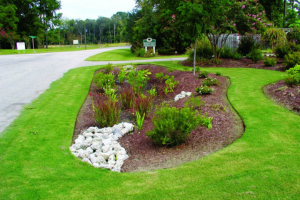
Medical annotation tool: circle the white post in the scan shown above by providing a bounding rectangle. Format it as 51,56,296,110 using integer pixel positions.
153,47,155,54
145,46,147,52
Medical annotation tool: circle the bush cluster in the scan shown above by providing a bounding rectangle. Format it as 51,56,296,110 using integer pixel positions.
237,35,258,56
263,57,277,66
246,49,263,63
202,77,220,86
188,36,213,60
93,72,115,91
93,99,120,128
198,71,208,78
195,86,213,95
284,64,300,86
274,44,291,58
146,104,212,146
284,52,300,69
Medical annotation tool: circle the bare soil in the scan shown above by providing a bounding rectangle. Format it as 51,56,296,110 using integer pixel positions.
72,64,244,172
264,80,300,114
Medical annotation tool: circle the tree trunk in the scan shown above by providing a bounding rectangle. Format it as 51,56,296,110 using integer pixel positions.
193,37,197,76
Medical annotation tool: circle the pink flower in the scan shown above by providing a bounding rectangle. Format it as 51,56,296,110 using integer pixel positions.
164,27,167,29
234,23,236,26
252,22,256,25
258,18,260,20
268,23,272,25
172,14,175,19
260,12,262,15
242,5,245,9
263,10,265,13
88,92,92,96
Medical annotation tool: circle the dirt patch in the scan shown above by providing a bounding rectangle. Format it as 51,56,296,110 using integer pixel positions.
72,65,244,172
181,57,286,71
264,80,300,114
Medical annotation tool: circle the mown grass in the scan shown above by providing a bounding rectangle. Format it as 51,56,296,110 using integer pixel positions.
0,61,299,199
85,48,188,61
0,43,128,55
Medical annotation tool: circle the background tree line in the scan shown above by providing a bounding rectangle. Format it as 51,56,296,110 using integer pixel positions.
0,0,299,50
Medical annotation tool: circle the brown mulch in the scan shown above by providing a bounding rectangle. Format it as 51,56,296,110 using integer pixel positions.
181,57,286,71
72,64,244,172
264,80,300,114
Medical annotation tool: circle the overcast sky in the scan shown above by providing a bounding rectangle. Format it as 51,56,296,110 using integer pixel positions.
58,0,137,20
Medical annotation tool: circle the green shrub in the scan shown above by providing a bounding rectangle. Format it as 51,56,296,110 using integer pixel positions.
134,48,145,57
195,66,200,72
263,57,277,66
93,99,120,128
289,42,300,52
247,49,263,63
158,48,176,55
220,47,234,58
262,28,287,47
233,52,243,60
127,69,151,93
284,52,300,69
188,36,213,60
284,64,300,86
184,94,205,110
216,72,221,76
274,44,291,58
103,63,114,74
237,35,257,56
202,77,220,86
134,94,153,116
144,49,156,58
164,76,179,94
198,71,208,78
195,86,213,95
93,72,115,91
286,27,300,45
146,104,212,146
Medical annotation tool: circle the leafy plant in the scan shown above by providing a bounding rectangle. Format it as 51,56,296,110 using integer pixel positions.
164,76,179,94
262,28,287,48
127,69,151,93
136,111,145,130
289,42,300,52
104,87,118,102
134,94,153,116
93,99,120,128
274,44,291,58
284,64,300,86
146,104,212,146
184,94,205,110
144,49,156,58
263,57,277,66
284,52,300,69
237,35,258,56
220,47,234,58
118,67,127,84
195,66,200,72
195,86,213,95
93,72,115,91
247,49,263,63
188,36,213,60
147,87,157,97
168,68,174,73
103,63,114,74
120,86,135,109
216,72,221,76
155,72,166,83
198,71,208,78
233,52,242,60
202,77,220,86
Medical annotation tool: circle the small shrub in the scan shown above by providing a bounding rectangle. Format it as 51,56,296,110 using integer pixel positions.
284,64,300,86
284,52,300,69
93,99,120,128
134,48,145,57
262,28,287,47
93,72,115,91
247,49,263,63
155,72,166,83
146,104,212,146
233,52,243,60
147,87,157,97
185,94,205,110
237,35,257,56
164,76,179,94
220,47,234,58
195,66,200,72
216,72,221,76
134,94,153,116
127,69,151,93
263,57,277,66
289,42,300,52
274,44,291,58
168,68,174,73
104,87,118,102
144,49,156,58
202,77,220,86
103,63,114,74
188,36,213,60
198,71,208,78
118,67,127,84
120,87,135,109
195,86,213,95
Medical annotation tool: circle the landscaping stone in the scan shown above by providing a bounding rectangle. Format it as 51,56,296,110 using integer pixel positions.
70,122,134,172
174,91,192,102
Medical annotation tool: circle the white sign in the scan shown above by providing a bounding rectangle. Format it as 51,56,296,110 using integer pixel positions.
73,40,79,45
17,42,26,50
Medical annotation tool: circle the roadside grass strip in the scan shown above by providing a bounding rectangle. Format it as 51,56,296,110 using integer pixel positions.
85,48,188,61
0,62,299,199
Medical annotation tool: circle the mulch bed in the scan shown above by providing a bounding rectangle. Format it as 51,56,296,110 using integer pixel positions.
264,80,300,114
181,57,286,71
72,64,244,172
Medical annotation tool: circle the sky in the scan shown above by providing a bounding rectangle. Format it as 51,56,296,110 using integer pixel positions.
58,0,137,20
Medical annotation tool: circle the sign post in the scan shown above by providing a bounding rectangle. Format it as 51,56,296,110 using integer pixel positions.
73,40,79,48
143,38,156,53
29,36,37,52
16,42,26,54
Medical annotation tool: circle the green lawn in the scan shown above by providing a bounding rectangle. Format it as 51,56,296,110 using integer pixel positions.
85,48,188,61
0,61,299,199
0,43,128,55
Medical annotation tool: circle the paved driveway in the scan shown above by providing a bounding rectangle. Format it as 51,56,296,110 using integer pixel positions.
0,46,186,133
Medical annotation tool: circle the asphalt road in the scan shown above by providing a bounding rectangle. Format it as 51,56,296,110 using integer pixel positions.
0,46,186,133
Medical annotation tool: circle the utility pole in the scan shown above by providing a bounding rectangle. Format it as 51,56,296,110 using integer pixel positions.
85,25,87,50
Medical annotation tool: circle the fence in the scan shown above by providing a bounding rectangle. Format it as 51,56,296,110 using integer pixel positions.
217,34,263,49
